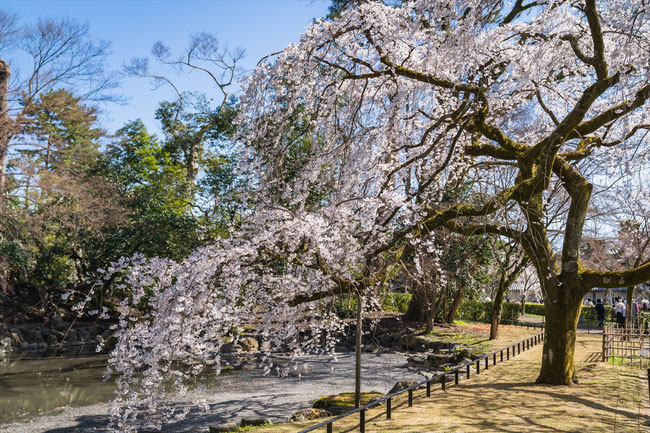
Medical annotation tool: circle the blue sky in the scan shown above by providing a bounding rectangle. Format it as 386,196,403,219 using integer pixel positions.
4,0,331,134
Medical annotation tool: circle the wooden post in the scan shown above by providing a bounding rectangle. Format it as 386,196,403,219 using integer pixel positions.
387,397,392,419
455,369,459,385
602,326,606,362
476,360,480,374
493,353,497,365
466,364,470,379
327,423,333,433
408,388,413,406
426,380,431,397
355,293,364,409
507,347,510,359
360,409,365,433
500,350,503,362
442,375,446,391
485,357,489,370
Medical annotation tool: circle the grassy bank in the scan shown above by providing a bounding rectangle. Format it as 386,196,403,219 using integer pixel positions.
256,327,648,433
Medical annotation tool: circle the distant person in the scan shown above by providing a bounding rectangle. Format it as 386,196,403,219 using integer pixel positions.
642,299,649,311
614,297,626,327
595,299,606,327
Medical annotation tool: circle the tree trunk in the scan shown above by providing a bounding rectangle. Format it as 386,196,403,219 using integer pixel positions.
405,288,430,322
536,284,582,384
490,257,528,340
0,59,11,208
447,283,465,323
490,275,507,340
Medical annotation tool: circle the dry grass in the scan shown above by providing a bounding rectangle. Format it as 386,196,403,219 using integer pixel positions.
259,326,649,433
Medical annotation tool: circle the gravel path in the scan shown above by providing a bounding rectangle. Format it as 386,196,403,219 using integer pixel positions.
0,351,424,433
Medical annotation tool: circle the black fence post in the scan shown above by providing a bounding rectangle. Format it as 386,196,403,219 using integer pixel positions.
485,357,489,370
500,350,503,362
360,409,365,433
327,423,333,433
455,369,459,385
476,360,480,374
493,353,497,365
442,375,446,391
426,379,431,397
507,347,510,359
408,388,413,407
466,364,471,379
387,397,392,419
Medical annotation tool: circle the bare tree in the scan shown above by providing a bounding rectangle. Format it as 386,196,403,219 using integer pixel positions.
0,13,119,207
123,33,244,186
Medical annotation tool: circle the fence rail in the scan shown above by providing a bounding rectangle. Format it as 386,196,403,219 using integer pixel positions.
298,330,545,433
602,324,650,368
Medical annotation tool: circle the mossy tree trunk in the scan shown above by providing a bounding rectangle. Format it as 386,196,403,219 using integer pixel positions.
447,283,465,323
536,283,582,384
490,256,528,340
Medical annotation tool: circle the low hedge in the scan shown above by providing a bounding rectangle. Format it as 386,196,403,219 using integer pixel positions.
457,300,521,324
523,302,545,316
521,302,613,323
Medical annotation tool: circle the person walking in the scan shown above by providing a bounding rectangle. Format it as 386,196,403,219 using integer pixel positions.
614,297,626,327
595,299,606,327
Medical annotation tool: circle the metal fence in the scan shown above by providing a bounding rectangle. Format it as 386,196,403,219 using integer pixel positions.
298,330,545,433
602,324,650,367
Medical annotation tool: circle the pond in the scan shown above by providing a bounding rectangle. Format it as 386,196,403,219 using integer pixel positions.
0,352,113,423
0,350,421,432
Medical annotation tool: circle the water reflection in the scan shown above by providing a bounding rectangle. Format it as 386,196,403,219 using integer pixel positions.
0,352,114,423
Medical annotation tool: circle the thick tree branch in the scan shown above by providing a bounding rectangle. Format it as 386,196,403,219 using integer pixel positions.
581,260,650,290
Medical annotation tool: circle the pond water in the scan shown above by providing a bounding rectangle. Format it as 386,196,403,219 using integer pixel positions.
0,352,113,423
0,350,420,432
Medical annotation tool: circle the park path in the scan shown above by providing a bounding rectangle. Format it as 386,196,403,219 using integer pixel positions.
271,332,649,433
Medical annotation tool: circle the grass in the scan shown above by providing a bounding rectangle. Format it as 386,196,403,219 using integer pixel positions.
424,321,538,353
254,326,648,433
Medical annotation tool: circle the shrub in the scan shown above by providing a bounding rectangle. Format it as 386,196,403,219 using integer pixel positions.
381,292,412,313
336,291,412,318
457,300,521,324
523,302,545,316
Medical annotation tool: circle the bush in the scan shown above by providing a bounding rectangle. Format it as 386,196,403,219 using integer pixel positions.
336,291,412,318
381,292,412,313
524,302,545,316
521,302,615,323
457,300,521,324
581,304,612,322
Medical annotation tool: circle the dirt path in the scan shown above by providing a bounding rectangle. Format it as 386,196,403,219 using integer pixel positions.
269,332,650,433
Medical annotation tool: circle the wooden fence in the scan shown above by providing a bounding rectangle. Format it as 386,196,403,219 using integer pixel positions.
298,330,545,433
602,324,650,367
